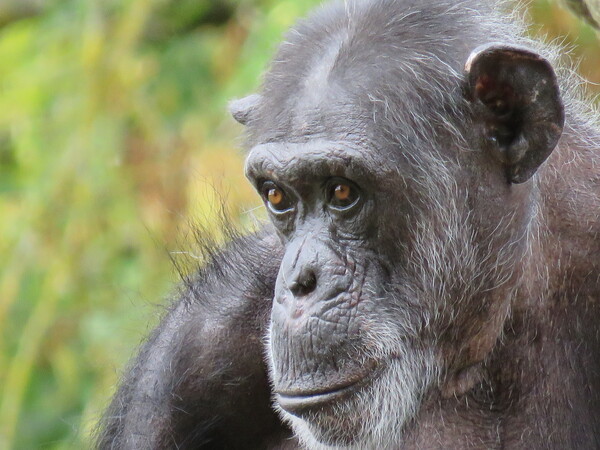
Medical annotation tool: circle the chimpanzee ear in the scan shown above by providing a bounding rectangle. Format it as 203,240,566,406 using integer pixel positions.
228,94,262,126
464,43,564,183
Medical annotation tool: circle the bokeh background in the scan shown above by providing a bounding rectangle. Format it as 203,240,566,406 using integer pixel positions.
0,0,597,448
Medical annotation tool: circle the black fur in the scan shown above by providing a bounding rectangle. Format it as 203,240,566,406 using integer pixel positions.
95,229,290,448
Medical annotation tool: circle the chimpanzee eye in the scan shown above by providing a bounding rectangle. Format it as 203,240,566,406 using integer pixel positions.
261,181,294,214
327,179,360,211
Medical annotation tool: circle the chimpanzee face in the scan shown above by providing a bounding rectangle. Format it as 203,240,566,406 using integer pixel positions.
238,2,563,446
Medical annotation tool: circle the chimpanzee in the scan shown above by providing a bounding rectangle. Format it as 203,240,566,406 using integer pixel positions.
96,0,600,448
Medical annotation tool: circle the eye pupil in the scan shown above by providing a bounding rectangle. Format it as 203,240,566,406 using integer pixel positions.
334,184,351,201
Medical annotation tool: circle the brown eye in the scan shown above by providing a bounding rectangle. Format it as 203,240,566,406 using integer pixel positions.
328,179,360,211
262,181,294,213
268,187,283,206
334,184,351,201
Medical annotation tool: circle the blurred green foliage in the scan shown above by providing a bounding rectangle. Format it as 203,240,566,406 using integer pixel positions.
0,0,597,448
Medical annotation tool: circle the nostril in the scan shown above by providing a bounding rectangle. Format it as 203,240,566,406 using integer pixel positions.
290,271,317,297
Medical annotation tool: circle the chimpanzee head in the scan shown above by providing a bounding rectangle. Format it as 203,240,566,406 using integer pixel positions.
231,0,564,447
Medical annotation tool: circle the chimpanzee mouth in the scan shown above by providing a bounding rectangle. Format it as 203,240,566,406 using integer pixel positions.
275,365,380,416
276,382,359,415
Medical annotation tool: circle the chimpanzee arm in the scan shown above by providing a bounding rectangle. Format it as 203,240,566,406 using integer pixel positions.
95,230,292,449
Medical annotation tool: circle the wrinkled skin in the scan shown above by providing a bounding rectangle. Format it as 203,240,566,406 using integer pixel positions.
96,0,600,449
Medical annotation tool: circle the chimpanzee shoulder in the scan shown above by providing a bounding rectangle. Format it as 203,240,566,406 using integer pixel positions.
96,228,293,449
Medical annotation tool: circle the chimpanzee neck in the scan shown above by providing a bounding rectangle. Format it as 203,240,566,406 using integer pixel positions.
405,298,600,449
490,133,600,447
475,171,600,445
490,295,600,448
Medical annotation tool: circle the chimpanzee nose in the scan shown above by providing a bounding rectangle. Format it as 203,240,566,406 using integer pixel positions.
289,269,317,297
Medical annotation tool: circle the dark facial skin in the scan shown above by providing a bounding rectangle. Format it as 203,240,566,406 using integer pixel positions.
96,1,600,449
245,140,388,406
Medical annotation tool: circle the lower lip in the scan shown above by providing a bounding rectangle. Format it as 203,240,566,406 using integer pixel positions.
276,376,371,415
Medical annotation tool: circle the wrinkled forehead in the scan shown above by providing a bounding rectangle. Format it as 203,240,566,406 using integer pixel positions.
247,51,460,157
249,49,380,146
244,137,400,186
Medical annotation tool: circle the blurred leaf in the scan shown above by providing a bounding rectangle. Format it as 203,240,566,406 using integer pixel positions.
561,0,600,29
